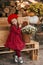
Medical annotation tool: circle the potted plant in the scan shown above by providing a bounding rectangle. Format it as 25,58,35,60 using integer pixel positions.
21,25,37,43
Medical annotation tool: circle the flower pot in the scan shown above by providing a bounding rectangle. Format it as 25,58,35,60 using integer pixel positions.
22,33,30,43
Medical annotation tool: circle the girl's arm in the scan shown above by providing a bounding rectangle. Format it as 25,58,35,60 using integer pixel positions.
12,25,21,34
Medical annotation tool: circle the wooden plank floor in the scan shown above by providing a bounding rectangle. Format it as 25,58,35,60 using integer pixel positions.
0,49,43,65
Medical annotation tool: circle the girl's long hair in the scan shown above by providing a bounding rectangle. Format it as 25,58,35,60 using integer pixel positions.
17,21,19,28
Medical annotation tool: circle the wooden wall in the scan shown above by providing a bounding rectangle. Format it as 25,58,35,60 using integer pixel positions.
0,17,10,46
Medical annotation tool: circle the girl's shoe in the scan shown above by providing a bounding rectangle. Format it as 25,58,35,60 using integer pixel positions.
15,55,18,63
18,57,23,64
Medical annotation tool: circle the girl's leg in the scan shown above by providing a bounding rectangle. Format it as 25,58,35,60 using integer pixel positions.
15,50,21,57
16,50,23,63
14,50,21,63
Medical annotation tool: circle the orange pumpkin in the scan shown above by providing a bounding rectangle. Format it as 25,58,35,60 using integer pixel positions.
28,12,35,16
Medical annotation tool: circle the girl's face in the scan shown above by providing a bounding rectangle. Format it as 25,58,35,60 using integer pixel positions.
11,18,17,25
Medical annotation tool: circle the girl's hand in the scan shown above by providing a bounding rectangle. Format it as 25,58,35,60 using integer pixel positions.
19,24,22,28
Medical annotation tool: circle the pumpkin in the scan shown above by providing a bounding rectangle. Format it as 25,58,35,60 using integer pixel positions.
28,12,35,16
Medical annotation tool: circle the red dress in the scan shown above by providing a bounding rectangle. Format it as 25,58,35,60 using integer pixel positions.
5,25,25,51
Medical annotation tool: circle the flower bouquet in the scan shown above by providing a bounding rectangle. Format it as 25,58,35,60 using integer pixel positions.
21,25,37,43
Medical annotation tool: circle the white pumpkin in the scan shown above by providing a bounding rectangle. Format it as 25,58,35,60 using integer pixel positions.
29,16,39,24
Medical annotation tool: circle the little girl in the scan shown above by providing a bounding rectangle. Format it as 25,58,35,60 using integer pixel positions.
4,14,25,63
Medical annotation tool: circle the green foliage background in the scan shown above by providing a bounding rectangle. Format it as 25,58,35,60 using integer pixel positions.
28,2,43,16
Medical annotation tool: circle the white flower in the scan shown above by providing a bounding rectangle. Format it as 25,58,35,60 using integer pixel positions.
21,25,37,34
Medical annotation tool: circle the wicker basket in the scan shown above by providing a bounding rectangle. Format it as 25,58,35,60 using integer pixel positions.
22,33,30,43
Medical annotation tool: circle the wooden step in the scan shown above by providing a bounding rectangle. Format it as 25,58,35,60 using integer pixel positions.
0,50,14,54
0,48,38,54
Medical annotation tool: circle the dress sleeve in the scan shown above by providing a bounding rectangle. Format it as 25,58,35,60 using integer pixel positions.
12,25,21,34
